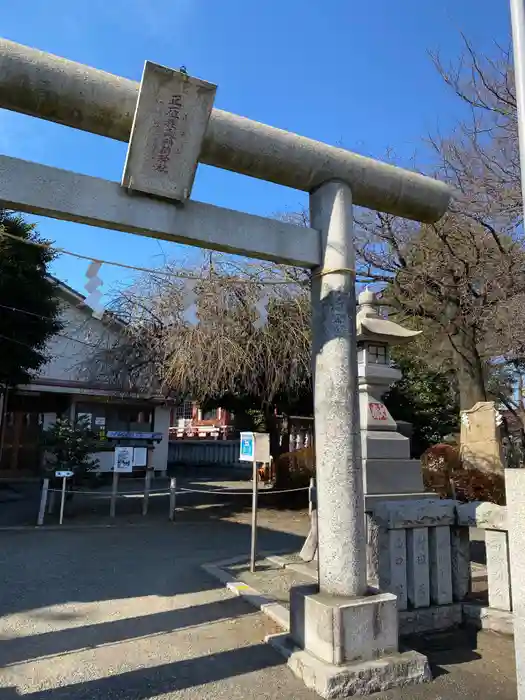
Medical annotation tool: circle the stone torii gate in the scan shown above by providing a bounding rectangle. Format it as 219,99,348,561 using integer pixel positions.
0,38,450,696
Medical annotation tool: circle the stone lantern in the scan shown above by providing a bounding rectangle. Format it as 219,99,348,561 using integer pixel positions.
356,288,428,502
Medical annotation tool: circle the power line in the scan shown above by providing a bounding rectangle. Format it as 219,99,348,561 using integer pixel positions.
0,229,302,286
0,303,118,350
0,329,106,352
0,228,192,280
0,301,70,324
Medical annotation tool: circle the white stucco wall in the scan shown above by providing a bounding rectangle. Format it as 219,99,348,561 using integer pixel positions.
26,290,170,475
38,301,120,384
152,407,170,474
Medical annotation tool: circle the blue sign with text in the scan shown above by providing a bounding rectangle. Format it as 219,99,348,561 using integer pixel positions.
106,431,163,441
239,432,255,462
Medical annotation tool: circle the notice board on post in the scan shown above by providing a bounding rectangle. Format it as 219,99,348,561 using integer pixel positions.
239,432,270,463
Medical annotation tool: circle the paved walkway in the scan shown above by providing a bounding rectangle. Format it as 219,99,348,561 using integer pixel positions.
0,510,517,698
0,521,318,699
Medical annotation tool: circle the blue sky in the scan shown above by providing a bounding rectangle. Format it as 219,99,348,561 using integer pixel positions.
0,0,512,305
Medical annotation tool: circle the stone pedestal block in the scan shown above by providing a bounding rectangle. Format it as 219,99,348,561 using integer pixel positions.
363,459,425,495
362,431,410,460
290,584,398,665
270,584,430,697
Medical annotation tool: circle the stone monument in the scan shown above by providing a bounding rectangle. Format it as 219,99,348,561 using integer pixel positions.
356,288,427,500
460,401,504,473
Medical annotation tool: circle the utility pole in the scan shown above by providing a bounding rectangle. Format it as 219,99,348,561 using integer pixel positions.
505,5,525,697
510,0,525,212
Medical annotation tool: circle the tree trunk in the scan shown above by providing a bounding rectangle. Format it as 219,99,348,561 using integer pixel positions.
264,409,282,460
448,331,487,411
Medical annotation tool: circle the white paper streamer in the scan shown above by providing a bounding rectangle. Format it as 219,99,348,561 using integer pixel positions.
253,293,269,330
84,275,103,294
85,260,102,278
84,289,103,308
84,260,105,318
182,279,197,322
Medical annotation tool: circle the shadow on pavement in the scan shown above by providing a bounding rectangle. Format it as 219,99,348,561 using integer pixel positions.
0,597,255,668
0,643,284,699
0,482,41,527
0,518,304,617
403,628,482,678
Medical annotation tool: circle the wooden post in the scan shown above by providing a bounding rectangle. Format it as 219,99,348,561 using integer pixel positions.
169,477,177,520
37,478,49,526
47,488,56,514
250,459,258,573
59,476,67,525
308,477,315,516
110,470,119,518
143,469,152,516
300,507,319,562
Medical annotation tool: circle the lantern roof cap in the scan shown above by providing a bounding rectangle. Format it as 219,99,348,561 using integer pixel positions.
356,288,421,345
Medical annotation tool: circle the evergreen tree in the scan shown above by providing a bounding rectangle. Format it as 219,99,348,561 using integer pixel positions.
0,211,63,386
384,347,459,457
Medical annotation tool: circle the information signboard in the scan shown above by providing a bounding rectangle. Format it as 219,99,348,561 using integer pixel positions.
114,446,133,473
239,432,255,462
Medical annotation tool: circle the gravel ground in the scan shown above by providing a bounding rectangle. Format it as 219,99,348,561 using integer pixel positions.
0,522,515,700
0,476,508,700
0,522,317,699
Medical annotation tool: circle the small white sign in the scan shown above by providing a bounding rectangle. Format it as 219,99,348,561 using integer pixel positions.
122,61,217,201
114,446,133,473
254,433,271,463
55,470,74,478
133,446,148,467
95,417,106,427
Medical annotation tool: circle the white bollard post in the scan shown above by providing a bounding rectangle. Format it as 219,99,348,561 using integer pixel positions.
59,476,67,525
250,459,258,573
310,180,367,597
169,477,177,521
37,478,49,526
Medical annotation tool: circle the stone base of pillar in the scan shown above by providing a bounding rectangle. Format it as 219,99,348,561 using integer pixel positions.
267,633,430,699
268,583,430,698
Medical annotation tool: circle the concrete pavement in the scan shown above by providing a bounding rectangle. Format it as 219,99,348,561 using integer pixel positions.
0,520,319,699
0,512,516,699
